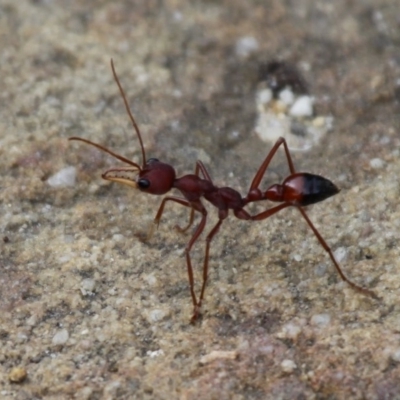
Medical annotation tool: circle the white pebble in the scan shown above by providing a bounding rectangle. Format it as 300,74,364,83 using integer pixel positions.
255,112,290,143
146,349,164,358
148,309,166,322
52,329,69,345
257,88,273,106
369,158,385,169
281,359,297,373
277,322,303,340
390,348,400,363
279,88,295,106
143,274,157,286
289,95,314,117
310,313,331,327
26,315,37,327
235,36,259,58
80,278,96,295
292,253,302,262
333,247,347,264
112,233,125,242
199,350,237,365
47,166,76,187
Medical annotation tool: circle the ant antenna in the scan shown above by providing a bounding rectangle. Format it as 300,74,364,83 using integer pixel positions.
67,136,142,170
110,58,147,167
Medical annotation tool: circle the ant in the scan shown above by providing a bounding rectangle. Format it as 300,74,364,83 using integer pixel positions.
70,59,378,323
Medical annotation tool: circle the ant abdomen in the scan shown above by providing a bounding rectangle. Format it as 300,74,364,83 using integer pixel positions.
286,173,339,206
264,173,339,207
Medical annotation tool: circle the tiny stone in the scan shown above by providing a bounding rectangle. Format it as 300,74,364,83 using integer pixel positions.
52,328,69,345
369,158,384,169
277,322,303,340
143,274,157,286
80,278,96,295
333,247,347,263
75,387,93,400
281,359,297,373
257,88,273,105
148,309,166,322
390,348,400,363
200,350,237,365
279,88,295,106
311,313,331,327
289,95,314,117
47,166,77,187
8,367,27,383
146,349,164,358
235,36,259,57
112,233,124,242
26,315,37,326
292,253,302,262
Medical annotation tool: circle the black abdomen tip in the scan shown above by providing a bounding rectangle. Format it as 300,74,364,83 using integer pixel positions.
300,173,339,206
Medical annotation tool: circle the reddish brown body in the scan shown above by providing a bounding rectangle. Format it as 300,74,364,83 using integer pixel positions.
70,60,377,323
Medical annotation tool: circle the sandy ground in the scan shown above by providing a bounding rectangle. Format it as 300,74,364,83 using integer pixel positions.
1,1,400,399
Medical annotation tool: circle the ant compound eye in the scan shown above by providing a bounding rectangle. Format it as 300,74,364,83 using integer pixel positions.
138,178,150,189
147,158,159,164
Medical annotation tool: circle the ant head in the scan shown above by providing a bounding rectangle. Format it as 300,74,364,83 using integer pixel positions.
103,158,175,195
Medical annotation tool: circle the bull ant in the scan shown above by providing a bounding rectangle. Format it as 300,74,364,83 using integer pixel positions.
70,60,377,323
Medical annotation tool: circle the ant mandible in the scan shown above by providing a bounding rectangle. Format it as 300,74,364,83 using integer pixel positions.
70,59,378,323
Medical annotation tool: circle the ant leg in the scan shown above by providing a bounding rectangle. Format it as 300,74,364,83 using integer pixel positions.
196,160,213,181
250,203,292,221
196,215,226,320
148,196,192,240
246,137,296,202
183,201,208,323
246,203,378,299
176,161,213,234
175,208,195,234
151,196,209,317
296,207,378,299
198,204,287,318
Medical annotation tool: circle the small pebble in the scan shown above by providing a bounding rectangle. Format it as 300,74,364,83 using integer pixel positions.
333,247,347,263
52,328,69,345
80,278,96,295
257,88,273,106
112,233,124,242
47,166,76,187
292,253,302,262
369,158,384,169
148,309,166,322
281,359,297,373
200,350,237,365
235,36,259,57
277,322,303,340
390,348,400,363
289,95,314,117
279,88,295,105
311,313,331,327
8,367,27,383
146,349,164,358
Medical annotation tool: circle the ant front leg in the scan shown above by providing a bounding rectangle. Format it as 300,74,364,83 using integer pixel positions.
182,200,209,323
148,196,192,240
152,196,209,321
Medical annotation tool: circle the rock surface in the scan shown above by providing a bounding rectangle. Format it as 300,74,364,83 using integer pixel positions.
0,1,399,398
